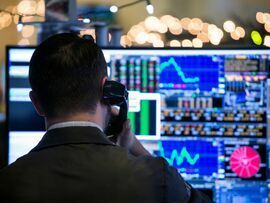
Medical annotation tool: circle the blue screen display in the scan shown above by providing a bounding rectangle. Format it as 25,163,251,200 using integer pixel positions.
217,183,268,203
159,56,223,91
158,140,219,179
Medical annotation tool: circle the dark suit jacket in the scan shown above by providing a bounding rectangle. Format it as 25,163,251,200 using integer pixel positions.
0,126,210,203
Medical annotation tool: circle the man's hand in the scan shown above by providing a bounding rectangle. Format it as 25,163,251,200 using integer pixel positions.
116,120,135,150
111,106,151,156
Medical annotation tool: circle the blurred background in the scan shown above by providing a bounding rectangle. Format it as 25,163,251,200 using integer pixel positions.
1,1,270,202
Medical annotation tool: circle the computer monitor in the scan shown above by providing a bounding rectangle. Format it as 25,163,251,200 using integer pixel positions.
102,48,270,202
7,47,44,164
6,47,270,202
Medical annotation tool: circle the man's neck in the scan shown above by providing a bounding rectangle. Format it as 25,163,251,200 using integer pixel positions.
45,112,104,131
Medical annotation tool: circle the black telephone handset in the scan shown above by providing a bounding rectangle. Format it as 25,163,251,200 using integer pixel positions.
102,80,129,140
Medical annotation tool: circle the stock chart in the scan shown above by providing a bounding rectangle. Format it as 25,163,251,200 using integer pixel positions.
128,99,157,137
157,140,219,178
159,56,223,92
109,56,159,92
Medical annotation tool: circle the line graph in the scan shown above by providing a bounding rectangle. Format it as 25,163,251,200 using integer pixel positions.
159,143,200,165
159,57,200,83
157,140,218,178
159,56,221,91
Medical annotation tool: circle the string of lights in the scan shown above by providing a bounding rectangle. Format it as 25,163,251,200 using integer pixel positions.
119,13,270,48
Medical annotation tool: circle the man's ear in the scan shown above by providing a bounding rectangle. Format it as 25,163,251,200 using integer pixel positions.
102,76,107,87
100,76,107,98
100,76,108,105
29,91,45,117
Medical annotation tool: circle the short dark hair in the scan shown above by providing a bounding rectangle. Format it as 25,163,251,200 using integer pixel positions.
29,33,107,118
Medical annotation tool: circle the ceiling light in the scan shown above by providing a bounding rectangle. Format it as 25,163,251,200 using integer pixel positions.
145,0,154,15
110,5,118,13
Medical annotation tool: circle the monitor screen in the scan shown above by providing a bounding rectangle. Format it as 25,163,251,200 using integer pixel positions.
7,48,44,164
6,47,270,202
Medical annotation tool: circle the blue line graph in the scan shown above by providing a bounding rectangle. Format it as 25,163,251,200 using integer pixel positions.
157,140,218,177
159,56,221,91
159,143,200,165
160,58,200,83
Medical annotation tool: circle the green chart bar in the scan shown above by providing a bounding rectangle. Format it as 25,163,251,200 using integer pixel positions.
142,59,148,92
140,101,149,135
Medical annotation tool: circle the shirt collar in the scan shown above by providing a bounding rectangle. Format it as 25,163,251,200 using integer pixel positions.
48,121,103,132
30,126,115,153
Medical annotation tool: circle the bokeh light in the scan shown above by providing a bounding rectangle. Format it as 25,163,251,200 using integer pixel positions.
158,23,168,34
144,16,160,32
197,32,209,43
169,40,181,47
17,0,37,15
36,0,45,16
180,17,191,30
231,31,240,40
182,39,193,47
264,13,270,24
235,26,245,38
18,38,30,45
265,23,270,33
21,25,35,38
256,12,265,24
192,38,203,48
147,33,161,43
251,31,263,45
135,31,148,44
223,20,236,33
153,39,164,47
120,35,132,47
264,36,270,47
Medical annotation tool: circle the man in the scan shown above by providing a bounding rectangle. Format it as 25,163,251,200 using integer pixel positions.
0,33,210,202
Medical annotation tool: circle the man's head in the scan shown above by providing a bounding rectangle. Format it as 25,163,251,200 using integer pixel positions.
29,33,108,120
